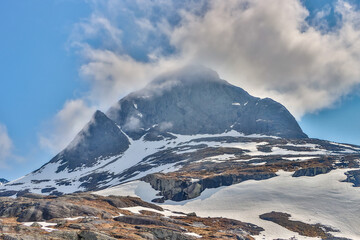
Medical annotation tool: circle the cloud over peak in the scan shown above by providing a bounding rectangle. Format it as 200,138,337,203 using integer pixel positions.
40,0,360,152
76,0,360,117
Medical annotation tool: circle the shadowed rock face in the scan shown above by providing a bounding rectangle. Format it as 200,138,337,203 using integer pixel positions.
108,66,307,140
142,170,277,202
342,170,360,187
46,110,130,173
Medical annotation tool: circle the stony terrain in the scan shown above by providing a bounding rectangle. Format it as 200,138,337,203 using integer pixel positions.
0,193,262,239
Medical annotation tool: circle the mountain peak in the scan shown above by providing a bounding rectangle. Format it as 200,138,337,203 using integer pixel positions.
93,109,107,120
48,110,130,173
108,66,307,139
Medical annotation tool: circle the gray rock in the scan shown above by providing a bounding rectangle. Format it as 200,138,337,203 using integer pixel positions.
21,193,47,199
149,228,195,240
292,166,333,177
78,230,117,240
114,215,179,229
236,235,253,240
30,222,42,228
342,170,360,187
142,170,276,201
0,198,103,222
136,232,156,240
187,212,197,217
3,235,19,240
68,224,83,230
49,230,80,240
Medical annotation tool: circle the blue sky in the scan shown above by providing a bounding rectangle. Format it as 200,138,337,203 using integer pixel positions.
0,0,359,180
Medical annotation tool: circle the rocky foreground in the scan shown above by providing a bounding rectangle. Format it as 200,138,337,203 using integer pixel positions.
0,193,263,240
0,192,353,239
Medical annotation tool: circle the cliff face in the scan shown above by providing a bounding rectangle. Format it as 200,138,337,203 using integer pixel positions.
142,171,277,202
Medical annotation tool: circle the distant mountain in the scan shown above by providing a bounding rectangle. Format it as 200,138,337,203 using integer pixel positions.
0,178,8,185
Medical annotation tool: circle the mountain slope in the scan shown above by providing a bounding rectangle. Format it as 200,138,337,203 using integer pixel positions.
46,110,130,173
0,66,355,199
1,66,360,239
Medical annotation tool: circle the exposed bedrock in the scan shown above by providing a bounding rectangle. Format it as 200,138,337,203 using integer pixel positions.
292,166,334,177
0,193,162,222
142,170,276,202
342,169,360,187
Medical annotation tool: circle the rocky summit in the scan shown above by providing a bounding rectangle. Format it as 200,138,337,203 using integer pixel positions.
1,66,360,239
108,65,307,139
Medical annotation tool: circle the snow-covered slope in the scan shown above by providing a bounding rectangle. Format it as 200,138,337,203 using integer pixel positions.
96,169,360,239
0,66,312,196
1,129,359,198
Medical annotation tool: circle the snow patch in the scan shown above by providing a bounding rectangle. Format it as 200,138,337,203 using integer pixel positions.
185,232,202,238
160,169,360,240
120,206,185,217
23,222,57,232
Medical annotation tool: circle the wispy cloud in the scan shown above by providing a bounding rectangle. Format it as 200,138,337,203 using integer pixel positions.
39,99,95,154
0,123,17,168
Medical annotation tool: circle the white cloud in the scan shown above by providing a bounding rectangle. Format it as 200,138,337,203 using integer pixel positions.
123,116,142,132
0,124,13,168
74,0,360,118
71,14,122,50
40,0,360,153
39,99,96,153
168,0,360,117
159,121,173,131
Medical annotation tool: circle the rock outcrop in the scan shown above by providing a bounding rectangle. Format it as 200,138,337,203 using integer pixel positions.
259,211,345,240
342,170,360,187
292,166,333,177
0,193,161,222
142,170,277,202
